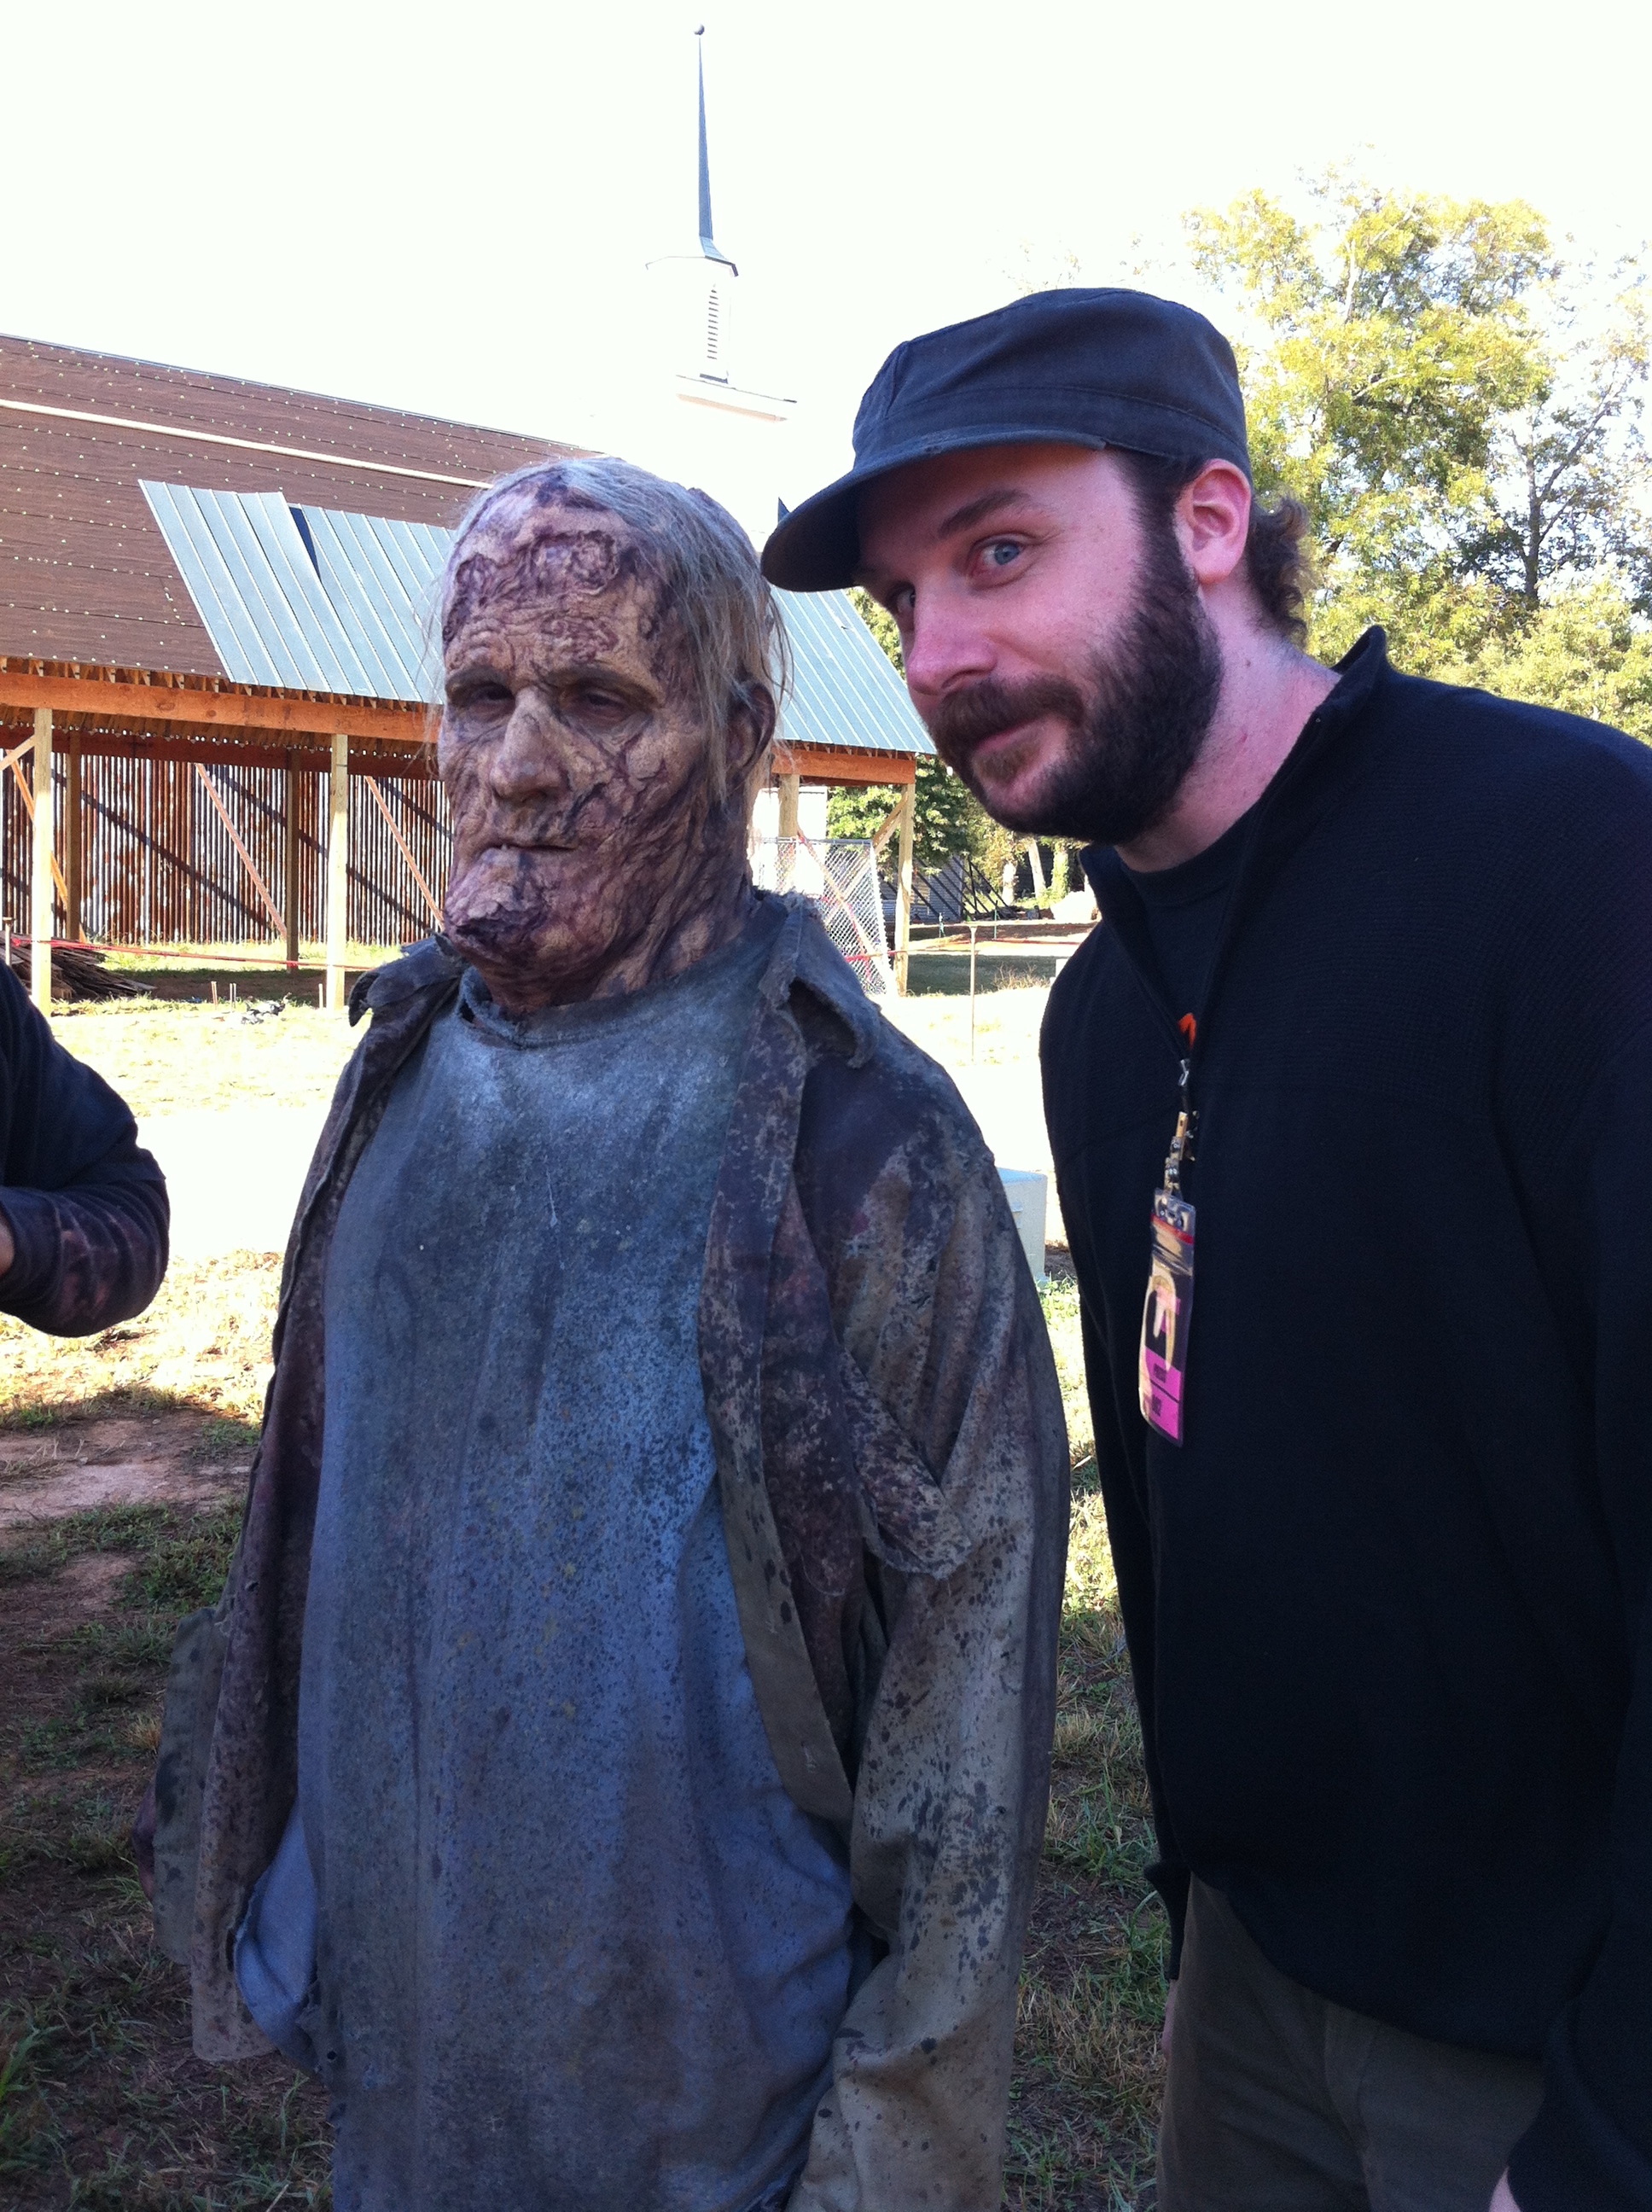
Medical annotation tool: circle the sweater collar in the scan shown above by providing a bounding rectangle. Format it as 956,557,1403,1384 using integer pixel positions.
1081,626,1391,908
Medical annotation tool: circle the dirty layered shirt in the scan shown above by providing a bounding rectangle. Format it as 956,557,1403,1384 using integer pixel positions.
298,912,856,2212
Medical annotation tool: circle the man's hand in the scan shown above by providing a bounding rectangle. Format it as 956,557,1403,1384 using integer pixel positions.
1160,1979,1178,2058
0,1208,15,1278
1490,2172,1521,2212
132,1778,157,1903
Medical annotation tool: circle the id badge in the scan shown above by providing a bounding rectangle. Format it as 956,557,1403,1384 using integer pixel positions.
1138,1188,1195,1444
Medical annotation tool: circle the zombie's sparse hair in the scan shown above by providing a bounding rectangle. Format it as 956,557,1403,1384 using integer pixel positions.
445,456,789,805
1113,449,1315,648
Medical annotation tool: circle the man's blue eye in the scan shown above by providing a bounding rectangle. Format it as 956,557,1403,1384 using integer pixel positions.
986,541,1021,568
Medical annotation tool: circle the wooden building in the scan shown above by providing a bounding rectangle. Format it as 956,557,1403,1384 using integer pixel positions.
0,332,932,1008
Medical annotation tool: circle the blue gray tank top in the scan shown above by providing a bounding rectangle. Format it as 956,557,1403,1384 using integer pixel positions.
281,912,852,2212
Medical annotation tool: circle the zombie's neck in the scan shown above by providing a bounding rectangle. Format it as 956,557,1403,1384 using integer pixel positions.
466,849,759,1016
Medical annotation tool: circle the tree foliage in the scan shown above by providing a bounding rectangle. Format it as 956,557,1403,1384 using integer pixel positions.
1187,170,1652,729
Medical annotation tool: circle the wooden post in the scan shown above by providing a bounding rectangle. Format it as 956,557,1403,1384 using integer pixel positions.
30,707,53,1014
327,732,348,1010
66,736,83,940
893,779,916,996
777,771,800,841
285,752,301,970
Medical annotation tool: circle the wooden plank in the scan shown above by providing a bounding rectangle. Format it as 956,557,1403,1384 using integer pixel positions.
785,743,917,788
66,737,83,939
7,742,71,909
0,731,435,777
364,774,442,926
285,754,301,968
893,783,916,997
194,765,285,938
328,732,348,1010
31,708,53,1011
0,667,433,742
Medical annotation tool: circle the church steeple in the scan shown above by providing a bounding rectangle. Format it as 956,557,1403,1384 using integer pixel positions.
696,27,736,274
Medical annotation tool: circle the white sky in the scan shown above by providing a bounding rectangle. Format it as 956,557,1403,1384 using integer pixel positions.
8,0,1650,520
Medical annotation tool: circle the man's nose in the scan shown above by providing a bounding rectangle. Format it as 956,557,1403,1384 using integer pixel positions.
902,591,996,718
487,694,576,806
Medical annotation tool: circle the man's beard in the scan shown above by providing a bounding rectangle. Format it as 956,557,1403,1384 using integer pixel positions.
934,528,1224,846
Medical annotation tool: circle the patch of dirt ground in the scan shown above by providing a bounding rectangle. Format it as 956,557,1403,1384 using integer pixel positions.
0,1405,333,2211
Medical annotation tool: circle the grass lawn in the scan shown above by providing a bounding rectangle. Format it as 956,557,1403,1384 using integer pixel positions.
0,992,1163,2211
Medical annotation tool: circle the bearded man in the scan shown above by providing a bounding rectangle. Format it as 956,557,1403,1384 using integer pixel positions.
765,289,1652,2212
138,456,1066,2212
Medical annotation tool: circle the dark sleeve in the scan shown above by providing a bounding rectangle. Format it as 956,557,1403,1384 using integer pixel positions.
1509,1016,1652,2212
0,967,169,1336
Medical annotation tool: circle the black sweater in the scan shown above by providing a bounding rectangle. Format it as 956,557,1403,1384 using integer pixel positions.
0,964,169,1334
1042,632,1652,2209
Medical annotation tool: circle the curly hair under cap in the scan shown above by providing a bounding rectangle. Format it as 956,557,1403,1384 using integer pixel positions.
445,456,790,806
1113,449,1316,648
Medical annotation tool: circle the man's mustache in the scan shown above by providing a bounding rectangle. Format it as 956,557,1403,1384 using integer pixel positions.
930,675,1088,768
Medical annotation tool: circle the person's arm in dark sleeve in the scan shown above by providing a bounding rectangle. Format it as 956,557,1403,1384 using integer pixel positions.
0,966,168,1336
1507,1015,1652,2212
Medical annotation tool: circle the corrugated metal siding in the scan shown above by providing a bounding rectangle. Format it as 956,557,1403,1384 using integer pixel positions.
1,753,451,950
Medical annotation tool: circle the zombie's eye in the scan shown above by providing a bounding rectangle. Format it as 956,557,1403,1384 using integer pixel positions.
448,678,513,714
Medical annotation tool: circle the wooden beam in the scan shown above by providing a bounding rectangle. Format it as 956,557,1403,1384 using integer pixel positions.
328,731,349,1010
870,798,905,856
364,774,442,927
7,739,71,910
66,737,83,940
777,771,801,840
195,765,286,939
285,754,301,970
0,667,433,743
31,709,53,1014
893,782,916,998
0,731,436,777
783,745,917,789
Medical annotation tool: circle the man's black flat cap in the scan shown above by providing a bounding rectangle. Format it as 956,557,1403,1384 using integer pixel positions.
762,286,1250,593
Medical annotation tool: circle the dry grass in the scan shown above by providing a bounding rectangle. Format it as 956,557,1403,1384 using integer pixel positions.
884,976,1050,1069
51,1000,356,1120
0,1255,281,1431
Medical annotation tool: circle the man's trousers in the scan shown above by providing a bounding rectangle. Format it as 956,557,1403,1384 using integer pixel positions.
1158,1877,1545,2211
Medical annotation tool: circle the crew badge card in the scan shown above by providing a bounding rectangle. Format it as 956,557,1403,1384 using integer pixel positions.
1138,1189,1195,1443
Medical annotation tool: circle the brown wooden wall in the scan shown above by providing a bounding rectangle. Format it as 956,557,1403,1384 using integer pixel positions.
1,754,451,949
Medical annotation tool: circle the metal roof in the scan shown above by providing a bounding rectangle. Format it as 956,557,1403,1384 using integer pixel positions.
141,480,933,758
773,586,934,758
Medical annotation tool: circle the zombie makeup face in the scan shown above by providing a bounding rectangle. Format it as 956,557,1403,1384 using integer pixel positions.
439,486,767,1013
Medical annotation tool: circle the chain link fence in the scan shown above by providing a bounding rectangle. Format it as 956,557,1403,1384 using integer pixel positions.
753,835,894,999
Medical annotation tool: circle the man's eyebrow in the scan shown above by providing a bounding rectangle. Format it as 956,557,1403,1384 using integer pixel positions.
933,486,1037,541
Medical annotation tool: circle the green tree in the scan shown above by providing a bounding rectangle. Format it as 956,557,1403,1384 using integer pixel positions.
1186,170,1652,731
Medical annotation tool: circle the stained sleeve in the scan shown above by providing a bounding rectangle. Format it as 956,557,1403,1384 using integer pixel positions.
0,969,169,1336
792,1158,1070,2212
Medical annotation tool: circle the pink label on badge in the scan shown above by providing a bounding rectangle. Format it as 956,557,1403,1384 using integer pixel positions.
1142,1352,1184,1440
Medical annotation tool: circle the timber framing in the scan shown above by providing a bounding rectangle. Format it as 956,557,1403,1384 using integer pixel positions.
0,662,916,789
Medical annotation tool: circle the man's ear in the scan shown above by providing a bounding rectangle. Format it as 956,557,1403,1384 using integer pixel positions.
1175,461,1251,591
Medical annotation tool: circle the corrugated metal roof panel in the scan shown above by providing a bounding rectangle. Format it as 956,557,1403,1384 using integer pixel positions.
299,504,431,700
776,589,935,759
141,482,932,758
140,481,378,694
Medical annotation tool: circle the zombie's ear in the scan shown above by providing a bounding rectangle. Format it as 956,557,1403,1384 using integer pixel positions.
727,684,777,776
